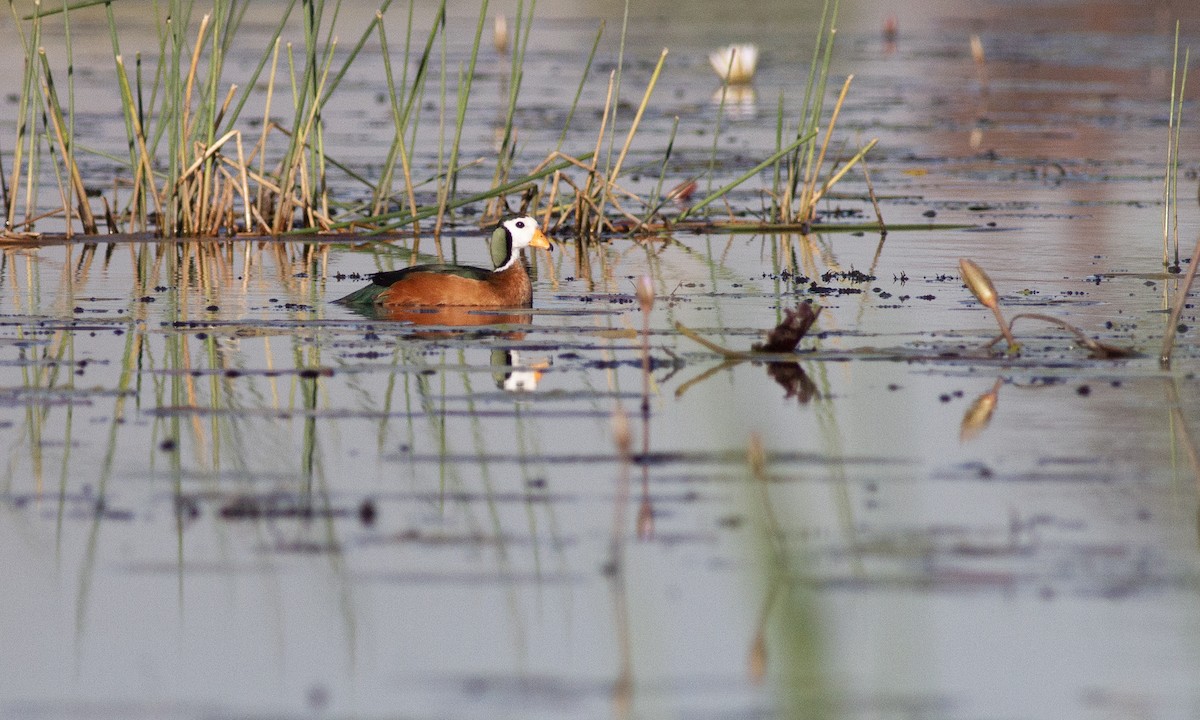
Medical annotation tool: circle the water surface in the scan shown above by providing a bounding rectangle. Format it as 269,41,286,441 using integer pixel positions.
3,1,1200,718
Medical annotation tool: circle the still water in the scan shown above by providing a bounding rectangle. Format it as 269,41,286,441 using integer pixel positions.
3,1,1200,718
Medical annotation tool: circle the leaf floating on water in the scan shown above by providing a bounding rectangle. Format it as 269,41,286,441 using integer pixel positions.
752,303,823,353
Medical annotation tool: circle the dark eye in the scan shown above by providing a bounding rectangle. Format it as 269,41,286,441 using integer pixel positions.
515,220,525,229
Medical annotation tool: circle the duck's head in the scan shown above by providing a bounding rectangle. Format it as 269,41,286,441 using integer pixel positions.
490,215,551,270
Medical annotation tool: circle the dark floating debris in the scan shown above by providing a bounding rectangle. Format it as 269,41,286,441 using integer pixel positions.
677,302,822,359
675,303,823,402
820,268,875,283
752,303,822,354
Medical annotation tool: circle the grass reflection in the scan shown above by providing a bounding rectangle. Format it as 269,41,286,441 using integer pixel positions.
745,434,837,719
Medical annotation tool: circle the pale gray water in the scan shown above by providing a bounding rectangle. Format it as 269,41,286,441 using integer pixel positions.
3,1,1200,718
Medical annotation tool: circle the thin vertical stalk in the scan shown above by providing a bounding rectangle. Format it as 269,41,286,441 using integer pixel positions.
375,12,419,232
597,47,667,226
637,115,679,228
61,0,75,234
1163,21,1181,267
556,21,604,153
435,0,489,234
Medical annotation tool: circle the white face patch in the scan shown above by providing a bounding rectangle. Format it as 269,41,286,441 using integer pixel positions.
493,216,541,272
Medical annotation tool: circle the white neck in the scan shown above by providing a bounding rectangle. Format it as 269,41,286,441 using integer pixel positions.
495,253,519,272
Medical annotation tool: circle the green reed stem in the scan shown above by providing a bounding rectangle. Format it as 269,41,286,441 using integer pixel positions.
221,0,296,136
677,132,815,222
772,90,784,220
5,5,27,227
1172,53,1188,265
637,115,679,228
556,21,604,153
705,51,737,206
786,0,837,222
375,13,420,229
319,0,395,113
61,0,75,232
435,0,488,233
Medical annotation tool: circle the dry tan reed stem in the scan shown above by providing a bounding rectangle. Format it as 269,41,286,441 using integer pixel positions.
182,15,212,146
800,74,852,217
581,71,615,235
114,55,164,225
605,48,667,198
1160,233,1200,367
42,84,96,234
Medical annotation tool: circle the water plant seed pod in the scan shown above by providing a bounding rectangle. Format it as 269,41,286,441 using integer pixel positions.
636,275,655,314
611,408,632,458
958,258,998,310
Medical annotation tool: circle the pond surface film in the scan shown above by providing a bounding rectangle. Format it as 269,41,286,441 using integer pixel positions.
4,1,1200,718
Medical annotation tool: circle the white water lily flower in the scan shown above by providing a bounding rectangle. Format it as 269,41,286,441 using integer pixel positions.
709,43,759,84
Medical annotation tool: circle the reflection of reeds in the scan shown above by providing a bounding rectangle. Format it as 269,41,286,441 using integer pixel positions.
743,434,835,718
1159,233,1200,368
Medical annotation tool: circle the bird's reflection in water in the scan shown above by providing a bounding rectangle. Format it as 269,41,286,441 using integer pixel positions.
361,305,530,328
339,303,546,390
343,304,532,340
491,349,549,393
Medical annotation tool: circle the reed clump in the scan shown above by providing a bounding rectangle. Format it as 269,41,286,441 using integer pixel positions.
3,0,878,243
5,0,374,237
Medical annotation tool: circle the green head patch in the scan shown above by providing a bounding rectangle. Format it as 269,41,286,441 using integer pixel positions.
489,225,511,269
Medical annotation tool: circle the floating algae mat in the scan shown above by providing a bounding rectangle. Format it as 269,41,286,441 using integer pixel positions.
3,1,1200,718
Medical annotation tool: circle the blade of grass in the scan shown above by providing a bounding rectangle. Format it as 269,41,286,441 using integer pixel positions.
556,21,604,153
677,131,816,222
435,0,488,234
602,47,667,217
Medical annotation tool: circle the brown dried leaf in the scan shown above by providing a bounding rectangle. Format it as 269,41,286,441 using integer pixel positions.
752,303,823,353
